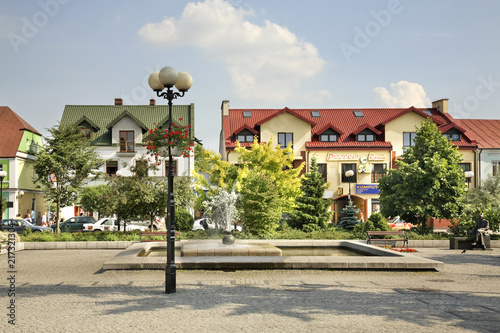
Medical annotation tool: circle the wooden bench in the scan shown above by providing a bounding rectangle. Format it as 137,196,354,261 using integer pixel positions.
140,231,181,242
367,230,408,248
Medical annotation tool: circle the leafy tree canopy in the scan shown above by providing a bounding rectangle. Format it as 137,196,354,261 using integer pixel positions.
33,123,103,232
378,119,466,232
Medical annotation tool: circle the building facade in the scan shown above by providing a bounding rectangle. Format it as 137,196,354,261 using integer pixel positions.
59,98,195,195
220,99,478,222
0,107,46,220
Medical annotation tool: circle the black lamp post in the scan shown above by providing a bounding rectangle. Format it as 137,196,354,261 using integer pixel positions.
345,169,354,200
148,66,193,294
0,170,7,219
465,170,474,189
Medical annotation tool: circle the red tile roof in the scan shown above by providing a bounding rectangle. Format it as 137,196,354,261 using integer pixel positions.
0,107,41,158
453,119,500,149
223,107,477,150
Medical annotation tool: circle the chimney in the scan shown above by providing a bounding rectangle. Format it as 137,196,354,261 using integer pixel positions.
149,98,156,106
221,100,229,117
432,99,449,114
114,98,123,106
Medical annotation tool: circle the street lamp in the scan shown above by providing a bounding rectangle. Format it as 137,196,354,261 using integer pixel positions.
0,170,7,219
464,170,474,189
149,66,193,294
345,169,354,200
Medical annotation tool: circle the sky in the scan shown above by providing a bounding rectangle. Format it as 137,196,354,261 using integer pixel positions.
1,0,499,152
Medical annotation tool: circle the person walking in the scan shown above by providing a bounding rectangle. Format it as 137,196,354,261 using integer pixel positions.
42,212,47,226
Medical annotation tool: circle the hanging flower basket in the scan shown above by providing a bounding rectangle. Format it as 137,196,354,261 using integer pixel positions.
144,119,193,165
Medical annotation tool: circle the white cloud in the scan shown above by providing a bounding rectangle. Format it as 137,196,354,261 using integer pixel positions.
137,0,328,104
373,81,431,108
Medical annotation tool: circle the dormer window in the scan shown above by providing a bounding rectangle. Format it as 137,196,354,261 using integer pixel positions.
357,129,375,142
80,128,91,139
443,129,461,141
236,129,254,143
319,128,339,142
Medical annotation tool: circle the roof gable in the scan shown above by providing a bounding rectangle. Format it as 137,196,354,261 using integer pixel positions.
0,107,41,157
60,104,194,146
106,110,149,132
256,107,317,126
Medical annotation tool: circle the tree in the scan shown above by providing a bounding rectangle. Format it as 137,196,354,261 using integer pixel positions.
33,123,103,233
378,119,466,233
234,137,303,217
192,144,238,209
289,158,332,231
79,184,112,218
465,173,500,209
337,200,360,230
108,159,168,231
238,170,281,235
353,212,390,238
193,139,303,228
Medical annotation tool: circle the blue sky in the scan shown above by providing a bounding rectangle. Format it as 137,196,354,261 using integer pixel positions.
1,0,499,151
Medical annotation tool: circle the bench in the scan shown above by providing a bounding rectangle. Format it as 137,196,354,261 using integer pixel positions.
367,230,408,248
140,231,181,242
450,236,491,250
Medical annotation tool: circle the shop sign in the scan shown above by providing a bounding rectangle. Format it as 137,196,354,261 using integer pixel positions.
327,153,359,161
356,184,380,194
368,153,387,161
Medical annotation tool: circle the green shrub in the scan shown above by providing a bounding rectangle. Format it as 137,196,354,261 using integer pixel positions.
60,233,75,242
101,232,119,241
176,209,194,232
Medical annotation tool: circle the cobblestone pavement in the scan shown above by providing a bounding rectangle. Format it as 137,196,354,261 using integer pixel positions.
1,248,499,333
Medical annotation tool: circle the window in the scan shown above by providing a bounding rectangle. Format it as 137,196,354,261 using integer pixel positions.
165,160,177,176
459,163,471,173
493,161,500,176
317,163,327,180
106,161,118,177
278,132,293,149
319,129,339,142
311,110,320,118
403,132,417,148
353,110,364,117
444,133,461,141
320,134,338,142
423,110,432,116
80,128,91,139
372,199,381,214
341,163,357,183
371,163,387,183
119,131,135,152
357,130,375,142
236,129,254,143
242,111,252,118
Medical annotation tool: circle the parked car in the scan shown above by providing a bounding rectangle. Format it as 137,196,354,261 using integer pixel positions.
192,218,242,231
104,220,149,232
2,219,53,233
51,216,97,232
82,218,117,232
128,218,165,231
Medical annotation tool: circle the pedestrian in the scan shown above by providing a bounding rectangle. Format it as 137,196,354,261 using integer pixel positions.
31,209,35,224
42,212,47,226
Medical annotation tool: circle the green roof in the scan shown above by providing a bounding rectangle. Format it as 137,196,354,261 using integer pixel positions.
60,103,195,146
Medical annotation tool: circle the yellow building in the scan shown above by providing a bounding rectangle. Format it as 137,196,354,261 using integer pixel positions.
220,99,477,223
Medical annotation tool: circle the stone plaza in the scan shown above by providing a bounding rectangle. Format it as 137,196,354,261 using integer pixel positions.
1,246,499,332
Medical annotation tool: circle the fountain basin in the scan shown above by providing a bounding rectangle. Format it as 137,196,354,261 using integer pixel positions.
103,240,444,271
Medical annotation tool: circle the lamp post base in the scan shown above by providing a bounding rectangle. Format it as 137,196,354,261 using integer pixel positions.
165,265,176,293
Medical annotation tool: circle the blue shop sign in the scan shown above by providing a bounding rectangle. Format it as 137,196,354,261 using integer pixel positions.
356,184,380,194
